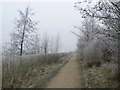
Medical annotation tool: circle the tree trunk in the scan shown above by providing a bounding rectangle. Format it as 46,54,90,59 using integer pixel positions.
20,29,25,56
20,10,28,56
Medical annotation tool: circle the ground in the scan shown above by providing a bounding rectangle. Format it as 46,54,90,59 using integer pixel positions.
45,54,85,88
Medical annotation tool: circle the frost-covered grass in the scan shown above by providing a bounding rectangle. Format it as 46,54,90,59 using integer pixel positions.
2,53,66,88
77,55,119,88
84,63,119,88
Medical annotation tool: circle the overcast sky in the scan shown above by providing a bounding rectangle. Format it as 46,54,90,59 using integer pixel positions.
2,2,82,52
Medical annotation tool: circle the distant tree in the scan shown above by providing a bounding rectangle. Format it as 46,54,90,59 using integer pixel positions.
26,34,41,54
11,6,38,56
42,33,49,54
49,34,60,53
49,37,54,53
54,34,60,53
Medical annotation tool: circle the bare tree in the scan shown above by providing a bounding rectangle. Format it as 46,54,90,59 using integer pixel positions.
26,34,41,54
49,34,60,53
49,37,54,53
74,1,120,41
42,33,49,54
74,0,120,81
54,34,60,53
75,0,119,62
11,6,38,56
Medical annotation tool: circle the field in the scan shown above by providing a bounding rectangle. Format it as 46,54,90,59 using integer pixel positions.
2,53,68,88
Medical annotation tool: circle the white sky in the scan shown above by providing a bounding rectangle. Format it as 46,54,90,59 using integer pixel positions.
0,3,2,52
1,1,82,52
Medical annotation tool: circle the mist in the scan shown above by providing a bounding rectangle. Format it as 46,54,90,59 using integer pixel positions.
2,2,81,52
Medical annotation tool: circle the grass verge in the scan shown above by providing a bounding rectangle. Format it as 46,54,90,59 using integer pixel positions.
2,53,68,88
77,56,119,88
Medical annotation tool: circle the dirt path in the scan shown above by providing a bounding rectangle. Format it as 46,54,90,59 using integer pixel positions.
45,54,85,88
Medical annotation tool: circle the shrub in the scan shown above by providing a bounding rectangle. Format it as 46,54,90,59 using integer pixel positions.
102,62,119,81
84,59,101,68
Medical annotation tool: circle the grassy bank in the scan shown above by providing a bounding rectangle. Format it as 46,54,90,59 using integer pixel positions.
77,55,119,88
2,53,68,88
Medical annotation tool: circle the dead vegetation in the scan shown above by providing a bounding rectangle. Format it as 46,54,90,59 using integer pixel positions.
77,55,119,88
2,53,68,88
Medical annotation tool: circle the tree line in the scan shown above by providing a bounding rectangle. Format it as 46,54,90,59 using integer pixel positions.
74,1,119,81
2,7,60,57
